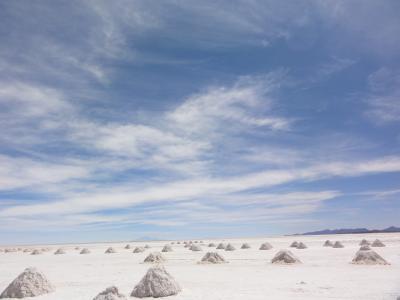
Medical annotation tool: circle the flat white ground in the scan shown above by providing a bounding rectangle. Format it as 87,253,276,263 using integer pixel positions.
0,233,399,299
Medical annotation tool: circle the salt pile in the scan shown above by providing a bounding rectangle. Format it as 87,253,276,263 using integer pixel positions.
290,241,299,247
162,245,173,252
241,243,251,249
332,241,344,248
130,266,181,298
0,267,54,298
259,242,273,250
23,249,32,253
371,239,385,247
199,252,227,264
125,244,131,249
323,240,333,247
359,239,370,246
144,245,151,249
54,248,66,255
296,242,307,249
225,244,236,251
216,243,225,249
144,252,166,264
93,286,127,300
190,244,202,251
208,243,216,247
31,250,42,255
184,244,191,248
133,247,145,253
271,250,301,264
351,250,389,265
80,248,91,254
105,247,117,254
359,245,371,251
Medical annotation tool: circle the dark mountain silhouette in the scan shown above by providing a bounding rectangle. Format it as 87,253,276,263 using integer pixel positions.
295,226,400,236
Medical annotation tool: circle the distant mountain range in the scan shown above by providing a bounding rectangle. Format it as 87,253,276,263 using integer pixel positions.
295,226,400,236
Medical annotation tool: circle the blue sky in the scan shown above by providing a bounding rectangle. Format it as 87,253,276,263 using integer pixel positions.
0,0,399,244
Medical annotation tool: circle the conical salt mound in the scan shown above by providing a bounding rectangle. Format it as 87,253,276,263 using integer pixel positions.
54,248,66,255
259,242,272,250
125,244,131,249
371,239,385,247
359,245,371,251
23,249,32,253
105,247,117,254
80,248,91,254
271,250,301,264
144,245,150,249
184,244,191,248
190,244,202,251
177,242,181,244
131,266,181,298
216,243,225,249
208,243,216,247
0,267,54,298
144,252,166,264
332,241,344,248
161,245,172,252
31,250,42,255
133,247,145,253
351,250,389,265
290,241,299,247
225,244,236,251
296,242,307,249
241,243,251,249
93,286,127,300
200,252,227,264
359,239,370,246
323,240,333,247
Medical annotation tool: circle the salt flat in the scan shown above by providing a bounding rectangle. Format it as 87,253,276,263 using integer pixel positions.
0,233,399,300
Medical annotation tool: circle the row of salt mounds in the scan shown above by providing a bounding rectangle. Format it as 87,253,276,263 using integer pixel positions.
371,239,385,247
131,266,181,298
0,268,54,298
199,252,227,264
259,242,273,250
351,250,389,265
296,242,307,249
93,286,127,300
144,252,166,264
208,243,216,247
54,248,66,255
323,240,333,247
80,248,91,254
360,239,370,246
225,244,236,251
332,241,344,248
241,243,251,249
216,243,225,249
162,245,173,252
105,247,117,254
133,247,145,253
271,250,301,264
190,244,202,251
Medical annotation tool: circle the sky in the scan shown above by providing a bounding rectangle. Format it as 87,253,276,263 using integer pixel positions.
0,0,399,245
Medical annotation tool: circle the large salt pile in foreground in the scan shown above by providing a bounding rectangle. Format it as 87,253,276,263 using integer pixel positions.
144,252,166,264
271,250,301,264
93,286,127,300
80,248,91,254
162,245,173,252
105,247,117,254
200,252,227,264
333,241,344,248
323,240,333,247
241,243,251,249
371,239,385,247
0,267,54,298
225,244,236,251
259,242,273,250
130,266,181,298
351,250,389,265
54,248,66,255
